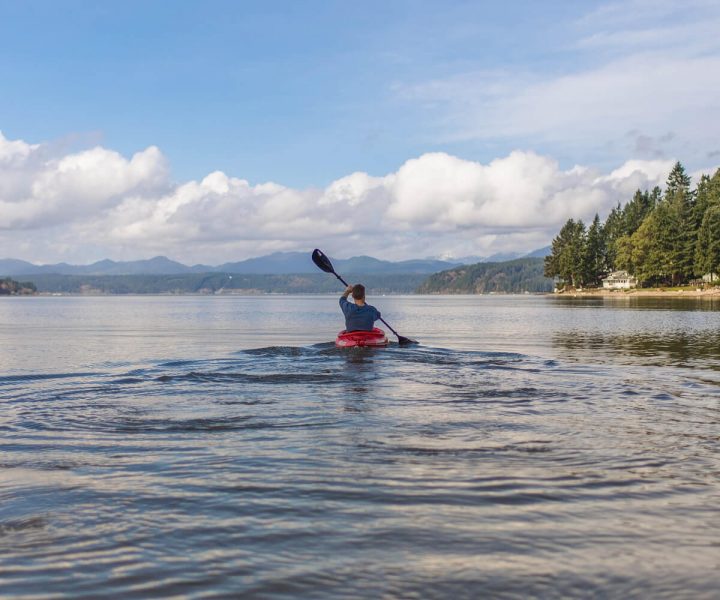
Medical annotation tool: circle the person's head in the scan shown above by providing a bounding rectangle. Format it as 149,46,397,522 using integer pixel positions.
352,284,365,301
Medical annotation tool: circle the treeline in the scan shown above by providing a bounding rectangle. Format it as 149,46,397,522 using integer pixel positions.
0,277,37,295
544,162,720,288
417,258,552,294
18,272,427,295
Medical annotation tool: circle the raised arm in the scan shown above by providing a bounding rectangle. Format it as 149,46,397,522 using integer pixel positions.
339,285,354,313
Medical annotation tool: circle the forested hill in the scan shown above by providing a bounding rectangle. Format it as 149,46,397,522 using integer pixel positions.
20,261,554,295
0,277,37,295
416,258,553,294
21,273,427,295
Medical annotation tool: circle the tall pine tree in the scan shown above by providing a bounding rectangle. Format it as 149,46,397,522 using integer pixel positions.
603,203,624,269
693,169,720,276
695,205,720,280
630,213,664,285
663,161,695,282
583,214,606,286
544,219,586,288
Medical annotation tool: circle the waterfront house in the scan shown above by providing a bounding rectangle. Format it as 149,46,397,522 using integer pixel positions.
602,270,638,289
702,273,718,283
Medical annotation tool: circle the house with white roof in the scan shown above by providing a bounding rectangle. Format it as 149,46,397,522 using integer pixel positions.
602,270,638,289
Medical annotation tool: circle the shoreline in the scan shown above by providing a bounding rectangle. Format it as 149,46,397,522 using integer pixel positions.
553,287,720,298
2,288,718,298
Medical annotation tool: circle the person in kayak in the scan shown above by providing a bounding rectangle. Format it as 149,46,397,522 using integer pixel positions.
340,284,381,331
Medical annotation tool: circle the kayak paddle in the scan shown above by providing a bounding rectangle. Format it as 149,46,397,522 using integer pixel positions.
311,248,418,346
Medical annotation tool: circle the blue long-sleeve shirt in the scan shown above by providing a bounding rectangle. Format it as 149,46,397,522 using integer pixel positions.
339,296,381,331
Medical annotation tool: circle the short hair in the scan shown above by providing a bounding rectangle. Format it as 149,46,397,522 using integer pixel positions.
352,284,365,300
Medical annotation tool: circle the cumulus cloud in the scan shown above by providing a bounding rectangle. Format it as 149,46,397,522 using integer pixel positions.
0,131,168,230
0,130,695,264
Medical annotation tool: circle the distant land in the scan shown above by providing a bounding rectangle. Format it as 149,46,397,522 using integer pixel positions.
0,277,37,295
0,247,551,277
0,248,553,295
22,273,428,295
418,258,553,294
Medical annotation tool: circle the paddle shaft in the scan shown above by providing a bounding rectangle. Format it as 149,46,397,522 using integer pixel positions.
331,272,403,340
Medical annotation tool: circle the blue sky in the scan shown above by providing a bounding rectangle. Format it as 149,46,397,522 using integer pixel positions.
0,0,632,185
1,0,719,262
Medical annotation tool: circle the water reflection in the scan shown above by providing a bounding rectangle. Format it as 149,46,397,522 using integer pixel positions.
336,347,381,409
550,295,720,311
553,330,720,370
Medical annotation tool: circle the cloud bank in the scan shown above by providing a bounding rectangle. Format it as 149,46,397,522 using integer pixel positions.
0,130,696,264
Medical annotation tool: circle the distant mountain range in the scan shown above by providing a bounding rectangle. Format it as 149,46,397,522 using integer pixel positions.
0,247,551,277
0,253,461,276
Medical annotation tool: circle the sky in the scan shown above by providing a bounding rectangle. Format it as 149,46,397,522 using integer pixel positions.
1,0,719,264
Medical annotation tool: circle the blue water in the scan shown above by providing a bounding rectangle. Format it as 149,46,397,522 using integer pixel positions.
1,295,719,598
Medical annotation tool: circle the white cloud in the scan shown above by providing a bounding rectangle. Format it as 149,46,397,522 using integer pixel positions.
0,131,38,163
0,131,168,230
398,54,720,149
0,131,697,264
393,1,720,167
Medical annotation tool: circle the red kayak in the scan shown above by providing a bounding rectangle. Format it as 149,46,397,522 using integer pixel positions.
335,327,389,348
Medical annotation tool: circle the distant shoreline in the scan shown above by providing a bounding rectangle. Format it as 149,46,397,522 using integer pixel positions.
553,287,720,298
16,291,541,297
2,288,717,298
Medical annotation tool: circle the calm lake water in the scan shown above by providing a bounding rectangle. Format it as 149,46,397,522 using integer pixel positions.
1,295,719,599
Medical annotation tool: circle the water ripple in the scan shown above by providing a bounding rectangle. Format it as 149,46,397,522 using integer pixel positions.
1,340,719,599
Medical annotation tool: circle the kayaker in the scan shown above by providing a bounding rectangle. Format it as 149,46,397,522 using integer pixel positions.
340,284,381,332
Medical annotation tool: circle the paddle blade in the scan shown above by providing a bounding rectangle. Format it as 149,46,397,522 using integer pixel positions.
397,335,419,346
312,249,335,274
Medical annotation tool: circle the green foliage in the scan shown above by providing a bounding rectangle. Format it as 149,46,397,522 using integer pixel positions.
665,161,692,196
694,170,720,276
695,204,720,278
629,212,665,285
603,203,623,267
546,162,720,289
544,219,587,288
614,234,635,274
419,258,553,294
662,162,696,282
583,214,607,287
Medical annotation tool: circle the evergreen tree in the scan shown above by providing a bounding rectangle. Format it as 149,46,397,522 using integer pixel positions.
692,169,720,275
650,200,682,284
630,214,664,285
695,204,720,279
649,185,662,209
665,161,692,196
614,234,635,274
622,190,651,235
543,224,564,280
692,175,712,224
583,213,606,286
544,218,586,288
661,162,694,283
563,219,586,288
603,203,623,268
